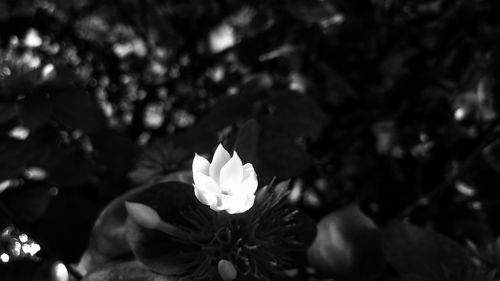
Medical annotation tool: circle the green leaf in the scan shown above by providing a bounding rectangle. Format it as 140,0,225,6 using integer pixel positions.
382,222,474,281
307,204,385,281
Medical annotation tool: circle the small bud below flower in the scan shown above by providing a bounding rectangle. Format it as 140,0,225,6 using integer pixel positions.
125,202,161,229
9,126,30,140
218,259,237,281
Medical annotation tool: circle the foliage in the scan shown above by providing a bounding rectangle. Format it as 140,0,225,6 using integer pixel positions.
1,0,500,280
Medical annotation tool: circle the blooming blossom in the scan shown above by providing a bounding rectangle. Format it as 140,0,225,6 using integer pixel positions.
192,144,258,214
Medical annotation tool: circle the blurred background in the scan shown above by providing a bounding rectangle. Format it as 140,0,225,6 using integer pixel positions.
1,0,500,280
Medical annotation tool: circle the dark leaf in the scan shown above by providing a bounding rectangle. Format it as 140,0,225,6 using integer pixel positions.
49,147,95,186
19,94,52,131
0,102,18,124
0,67,52,98
284,0,339,23
0,260,38,281
128,167,163,186
125,181,203,276
483,138,500,173
0,161,23,183
233,119,261,164
382,222,474,281
92,131,139,180
86,186,146,272
257,131,311,179
0,135,28,181
22,126,61,167
129,141,189,185
247,9,275,37
264,90,329,140
12,127,92,186
307,204,385,281
292,210,317,249
86,172,191,273
1,183,51,222
197,84,261,131
174,76,267,153
36,185,103,262
316,64,358,106
51,90,105,134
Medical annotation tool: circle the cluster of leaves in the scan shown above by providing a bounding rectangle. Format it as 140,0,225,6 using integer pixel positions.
1,0,500,280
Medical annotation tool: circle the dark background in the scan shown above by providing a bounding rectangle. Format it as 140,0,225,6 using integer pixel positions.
1,0,500,280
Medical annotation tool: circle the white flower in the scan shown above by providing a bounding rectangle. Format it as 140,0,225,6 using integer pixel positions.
192,144,258,214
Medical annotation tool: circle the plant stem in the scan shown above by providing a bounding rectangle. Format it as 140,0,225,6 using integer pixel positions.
156,220,190,238
216,211,230,227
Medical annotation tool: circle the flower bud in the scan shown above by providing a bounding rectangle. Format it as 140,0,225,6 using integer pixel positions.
125,202,161,229
217,259,237,281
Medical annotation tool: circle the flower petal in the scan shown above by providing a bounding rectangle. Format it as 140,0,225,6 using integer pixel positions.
226,195,255,214
219,152,244,194
209,144,231,184
193,185,217,206
241,163,253,180
192,153,210,176
241,195,256,212
240,163,258,195
211,193,233,211
193,172,220,193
